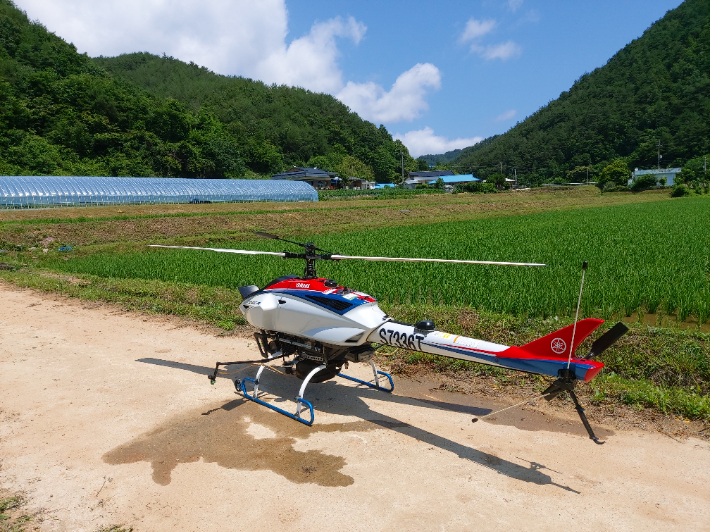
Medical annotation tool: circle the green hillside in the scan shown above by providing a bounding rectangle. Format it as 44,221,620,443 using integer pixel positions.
454,0,710,185
0,0,411,180
93,53,414,181
417,148,462,167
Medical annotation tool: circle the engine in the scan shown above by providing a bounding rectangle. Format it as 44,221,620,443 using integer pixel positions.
252,329,376,382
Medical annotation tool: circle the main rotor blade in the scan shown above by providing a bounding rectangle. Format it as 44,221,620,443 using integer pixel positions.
150,245,545,266
329,254,546,267
253,231,330,253
584,322,629,360
149,245,286,257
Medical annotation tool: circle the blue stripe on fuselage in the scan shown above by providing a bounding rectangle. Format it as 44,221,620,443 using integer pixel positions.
267,289,370,315
426,343,594,380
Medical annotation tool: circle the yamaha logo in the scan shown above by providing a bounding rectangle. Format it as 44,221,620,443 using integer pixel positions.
550,337,567,354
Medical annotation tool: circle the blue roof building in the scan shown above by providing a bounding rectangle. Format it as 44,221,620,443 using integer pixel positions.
405,170,460,188
407,170,455,179
427,174,480,185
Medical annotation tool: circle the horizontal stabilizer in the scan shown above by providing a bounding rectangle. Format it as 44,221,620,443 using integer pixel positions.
521,318,603,360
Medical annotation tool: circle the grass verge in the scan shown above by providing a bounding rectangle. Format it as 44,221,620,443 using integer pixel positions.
0,494,31,532
0,268,245,331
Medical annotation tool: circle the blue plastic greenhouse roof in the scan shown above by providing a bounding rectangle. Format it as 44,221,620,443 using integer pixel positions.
0,176,318,207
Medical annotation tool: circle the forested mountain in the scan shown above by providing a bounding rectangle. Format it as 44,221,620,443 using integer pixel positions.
417,149,463,167
0,0,412,180
453,0,710,185
93,53,413,181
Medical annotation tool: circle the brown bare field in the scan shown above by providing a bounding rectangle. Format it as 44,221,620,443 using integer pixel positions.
0,188,671,248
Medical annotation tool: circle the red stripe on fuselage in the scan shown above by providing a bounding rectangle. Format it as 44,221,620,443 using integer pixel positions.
265,278,376,302
425,342,604,382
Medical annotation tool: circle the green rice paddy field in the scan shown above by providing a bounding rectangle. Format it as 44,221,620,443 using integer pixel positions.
43,197,710,323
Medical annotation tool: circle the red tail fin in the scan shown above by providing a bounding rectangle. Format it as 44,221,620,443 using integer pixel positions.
521,318,603,359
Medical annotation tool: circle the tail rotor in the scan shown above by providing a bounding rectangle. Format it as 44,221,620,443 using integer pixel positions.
584,322,629,360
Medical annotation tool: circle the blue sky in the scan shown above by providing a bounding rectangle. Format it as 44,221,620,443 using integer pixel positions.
16,0,684,156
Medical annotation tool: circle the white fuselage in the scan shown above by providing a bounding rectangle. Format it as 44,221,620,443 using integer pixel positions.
240,290,389,345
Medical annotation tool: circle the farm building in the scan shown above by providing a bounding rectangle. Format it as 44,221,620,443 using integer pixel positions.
0,176,318,208
348,178,376,190
404,170,454,188
631,168,681,186
271,167,339,189
427,174,480,186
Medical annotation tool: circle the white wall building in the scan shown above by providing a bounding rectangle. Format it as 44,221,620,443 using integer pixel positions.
631,168,681,186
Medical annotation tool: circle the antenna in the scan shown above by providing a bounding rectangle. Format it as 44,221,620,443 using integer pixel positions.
567,261,588,369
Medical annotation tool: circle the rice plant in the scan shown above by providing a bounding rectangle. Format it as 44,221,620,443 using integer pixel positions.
49,197,710,323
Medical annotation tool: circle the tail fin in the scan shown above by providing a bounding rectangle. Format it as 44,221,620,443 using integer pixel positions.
521,318,603,360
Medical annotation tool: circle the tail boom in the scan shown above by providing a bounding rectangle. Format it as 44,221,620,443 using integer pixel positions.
367,318,605,382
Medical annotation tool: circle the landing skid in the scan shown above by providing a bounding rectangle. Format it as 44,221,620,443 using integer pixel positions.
338,360,394,393
235,361,394,426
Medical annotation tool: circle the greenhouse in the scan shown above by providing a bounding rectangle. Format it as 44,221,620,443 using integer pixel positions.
0,176,318,208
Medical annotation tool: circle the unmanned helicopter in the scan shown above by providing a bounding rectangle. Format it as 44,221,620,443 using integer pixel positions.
150,232,628,444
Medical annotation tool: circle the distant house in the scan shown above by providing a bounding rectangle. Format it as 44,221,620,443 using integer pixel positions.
631,168,681,187
404,170,454,189
348,178,376,190
271,167,338,190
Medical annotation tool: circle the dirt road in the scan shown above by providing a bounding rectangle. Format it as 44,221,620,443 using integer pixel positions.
1,283,708,531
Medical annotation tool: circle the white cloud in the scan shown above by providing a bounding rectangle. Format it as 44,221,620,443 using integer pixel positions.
14,0,439,124
508,0,524,13
16,0,289,77
495,109,517,122
470,41,522,61
458,14,520,61
394,127,482,158
459,18,496,42
254,16,366,93
338,63,442,123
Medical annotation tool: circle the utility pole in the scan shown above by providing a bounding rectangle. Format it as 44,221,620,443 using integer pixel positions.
499,161,503,175
400,151,404,186
657,140,662,169
514,168,517,188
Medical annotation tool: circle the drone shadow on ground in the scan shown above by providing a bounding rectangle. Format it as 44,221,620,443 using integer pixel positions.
137,357,580,493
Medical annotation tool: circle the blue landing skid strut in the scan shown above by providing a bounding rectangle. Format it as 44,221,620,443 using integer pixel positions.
237,376,315,425
338,360,394,393
234,360,394,426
